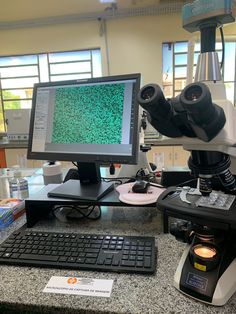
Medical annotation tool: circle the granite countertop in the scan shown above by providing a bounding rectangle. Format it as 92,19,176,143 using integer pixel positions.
0,207,236,314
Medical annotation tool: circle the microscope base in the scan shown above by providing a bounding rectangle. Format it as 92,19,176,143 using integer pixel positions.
174,245,236,306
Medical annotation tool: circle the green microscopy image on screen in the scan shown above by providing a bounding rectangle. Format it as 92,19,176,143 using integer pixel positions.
51,83,125,144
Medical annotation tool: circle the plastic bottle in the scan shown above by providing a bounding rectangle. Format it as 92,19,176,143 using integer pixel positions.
9,169,29,199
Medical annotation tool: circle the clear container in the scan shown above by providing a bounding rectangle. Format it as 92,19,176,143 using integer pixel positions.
9,170,29,199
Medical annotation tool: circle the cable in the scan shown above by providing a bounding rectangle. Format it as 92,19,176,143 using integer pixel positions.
102,178,123,185
219,26,225,70
176,177,198,187
135,168,158,183
72,161,79,168
109,163,115,175
101,176,136,183
74,205,102,220
53,205,101,220
149,182,165,189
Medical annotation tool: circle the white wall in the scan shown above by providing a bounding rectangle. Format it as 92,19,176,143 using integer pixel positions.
0,12,236,86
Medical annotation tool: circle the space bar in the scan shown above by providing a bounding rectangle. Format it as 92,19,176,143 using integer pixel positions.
19,254,58,262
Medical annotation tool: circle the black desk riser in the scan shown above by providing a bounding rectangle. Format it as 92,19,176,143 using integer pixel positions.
25,184,166,229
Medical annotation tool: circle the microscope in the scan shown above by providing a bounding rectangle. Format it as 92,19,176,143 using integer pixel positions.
138,0,236,306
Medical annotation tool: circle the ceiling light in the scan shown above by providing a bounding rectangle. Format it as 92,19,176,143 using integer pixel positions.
99,0,117,3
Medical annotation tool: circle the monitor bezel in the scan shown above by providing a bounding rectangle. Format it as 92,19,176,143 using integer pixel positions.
27,73,141,165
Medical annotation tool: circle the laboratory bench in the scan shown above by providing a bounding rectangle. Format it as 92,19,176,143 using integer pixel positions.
0,139,28,149
1,205,236,314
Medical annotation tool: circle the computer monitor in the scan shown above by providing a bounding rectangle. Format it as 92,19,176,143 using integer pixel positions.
27,73,141,200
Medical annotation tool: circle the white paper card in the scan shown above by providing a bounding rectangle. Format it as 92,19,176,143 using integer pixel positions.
43,276,113,297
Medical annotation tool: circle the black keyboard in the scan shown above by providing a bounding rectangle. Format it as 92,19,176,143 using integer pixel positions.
0,230,157,274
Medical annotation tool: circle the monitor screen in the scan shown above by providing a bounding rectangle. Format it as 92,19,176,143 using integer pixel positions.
28,73,141,166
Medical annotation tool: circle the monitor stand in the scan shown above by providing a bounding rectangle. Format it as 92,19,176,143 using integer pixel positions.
47,162,114,201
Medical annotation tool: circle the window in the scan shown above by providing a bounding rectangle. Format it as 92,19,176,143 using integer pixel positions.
162,41,236,105
0,49,102,133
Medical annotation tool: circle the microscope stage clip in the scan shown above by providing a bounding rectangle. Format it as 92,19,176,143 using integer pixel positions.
177,186,201,204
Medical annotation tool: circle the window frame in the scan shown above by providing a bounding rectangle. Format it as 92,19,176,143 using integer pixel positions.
162,40,236,105
0,48,102,133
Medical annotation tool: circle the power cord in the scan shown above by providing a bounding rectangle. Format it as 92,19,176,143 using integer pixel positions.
219,25,225,70
176,178,198,187
135,168,157,182
53,205,101,222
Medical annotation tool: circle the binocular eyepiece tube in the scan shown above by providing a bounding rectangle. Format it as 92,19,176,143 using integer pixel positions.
137,81,236,195
137,82,226,142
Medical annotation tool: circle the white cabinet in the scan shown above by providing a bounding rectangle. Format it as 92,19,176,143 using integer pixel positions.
5,146,190,171
5,148,73,169
172,146,191,167
5,148,35,168
147,146,190,170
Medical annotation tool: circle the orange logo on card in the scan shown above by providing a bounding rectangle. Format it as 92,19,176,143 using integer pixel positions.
67,277,77,284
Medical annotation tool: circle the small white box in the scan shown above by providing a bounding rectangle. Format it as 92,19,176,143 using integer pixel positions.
5,109,31,141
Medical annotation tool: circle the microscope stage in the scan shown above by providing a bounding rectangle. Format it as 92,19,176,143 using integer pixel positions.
157,187,236,230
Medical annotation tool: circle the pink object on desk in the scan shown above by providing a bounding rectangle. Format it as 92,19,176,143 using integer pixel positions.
116,182,165,205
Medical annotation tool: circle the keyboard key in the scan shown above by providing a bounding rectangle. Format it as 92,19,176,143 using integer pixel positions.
3,253,11,258
97,258,104,265
19,254,59,262
84,248,99,254
86,253,98,258
85,258,96,264
144,257,151,268
136,261,144,267
121,260,135,267
112,260,120,266
91,244,101,248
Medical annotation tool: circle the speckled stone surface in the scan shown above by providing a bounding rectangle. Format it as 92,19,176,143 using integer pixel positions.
0,207,236,314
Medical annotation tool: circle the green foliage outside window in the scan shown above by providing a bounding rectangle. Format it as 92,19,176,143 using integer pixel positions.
0,111,4,133
2,91,21,109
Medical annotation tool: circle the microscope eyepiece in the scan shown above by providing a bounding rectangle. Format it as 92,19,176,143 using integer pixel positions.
137,84,183,138
138,84,171,116
179,82,226,141
180,82,213,114
140,86,155,100
184,85,202,102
